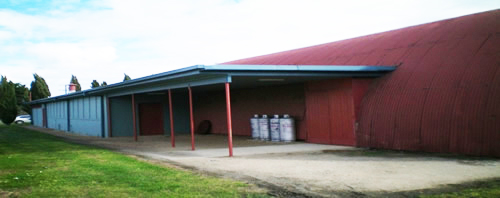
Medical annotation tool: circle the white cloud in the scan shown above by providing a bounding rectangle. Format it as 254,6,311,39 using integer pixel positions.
0,0,499,96
26,42,117,65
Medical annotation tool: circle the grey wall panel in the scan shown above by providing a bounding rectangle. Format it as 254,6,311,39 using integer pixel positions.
110,96,133,137
46,101,68,131
102,96,107,138
166,92,190,134
78,99,83,119
32,107,43,127
69,96,102,137
84,97,90,120
70,120,101,136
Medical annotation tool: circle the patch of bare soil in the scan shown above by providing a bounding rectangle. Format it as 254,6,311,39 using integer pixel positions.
0,190,21,198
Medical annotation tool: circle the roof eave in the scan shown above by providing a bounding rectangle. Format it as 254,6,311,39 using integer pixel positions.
27,64,396,105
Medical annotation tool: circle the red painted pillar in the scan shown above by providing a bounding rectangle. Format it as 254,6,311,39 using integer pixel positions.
225,82,234,157
106,97,112,137
132,94,137,142
188,87,195,150
168,89,175,147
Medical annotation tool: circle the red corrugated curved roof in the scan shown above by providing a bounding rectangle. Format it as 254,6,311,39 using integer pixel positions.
224,9,500,156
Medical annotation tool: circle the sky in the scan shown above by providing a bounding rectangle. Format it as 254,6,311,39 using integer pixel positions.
0,0,499,96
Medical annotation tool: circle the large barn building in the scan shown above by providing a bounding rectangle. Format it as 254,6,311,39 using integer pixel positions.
30,10,500,157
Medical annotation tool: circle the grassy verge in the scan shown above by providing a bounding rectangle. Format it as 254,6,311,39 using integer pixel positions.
0,125,269,197
419,179,500,198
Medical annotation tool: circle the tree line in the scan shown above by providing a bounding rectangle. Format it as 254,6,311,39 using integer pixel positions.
0,73,132,125
70,73,131,90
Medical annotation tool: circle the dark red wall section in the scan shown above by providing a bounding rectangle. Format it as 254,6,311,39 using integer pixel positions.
306,79,356,146
352,78,373,120
304,90,331,144
139,103,164,135
223,10,500,156
193,84,307,139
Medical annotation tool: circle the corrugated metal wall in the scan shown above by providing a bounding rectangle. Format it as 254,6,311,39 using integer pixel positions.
194,84,306,139
32,107,43,127
46,101,68,131
110,96,133,137
352,79,373,120
34,96,103,137
223,10,500,156
304,90,331,144
69,96,102,137
306,79,356,146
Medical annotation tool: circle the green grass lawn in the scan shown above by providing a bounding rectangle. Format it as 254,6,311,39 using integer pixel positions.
0,125,269,198
419,179,500,198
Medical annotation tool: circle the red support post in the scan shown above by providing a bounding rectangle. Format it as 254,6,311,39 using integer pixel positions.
106,97,112,137
132,94,137,142
225,82,234,157
168,89,175,147
188,87,195,150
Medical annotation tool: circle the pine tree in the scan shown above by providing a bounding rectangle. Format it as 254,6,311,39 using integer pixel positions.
102,81,108,86
123,74,131,82
91,80,100,88
70,75,82,91
14,83,30,114
0,76,18,125
30,73,51,101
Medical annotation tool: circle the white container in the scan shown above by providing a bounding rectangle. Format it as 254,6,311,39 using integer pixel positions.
250,114,260,139
279,114,295,142
258,114,270,141
270,114,281,142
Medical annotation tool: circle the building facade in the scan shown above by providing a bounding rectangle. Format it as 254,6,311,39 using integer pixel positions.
31,10,500,157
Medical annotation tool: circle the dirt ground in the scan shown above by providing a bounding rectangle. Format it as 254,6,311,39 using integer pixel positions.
26,126,500,197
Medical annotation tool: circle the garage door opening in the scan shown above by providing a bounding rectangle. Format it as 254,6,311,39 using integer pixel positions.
139,103,164,135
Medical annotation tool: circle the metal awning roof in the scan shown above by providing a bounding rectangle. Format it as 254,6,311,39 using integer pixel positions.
28,64,396,104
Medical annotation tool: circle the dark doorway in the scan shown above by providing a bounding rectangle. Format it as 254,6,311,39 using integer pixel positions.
139,103,164,135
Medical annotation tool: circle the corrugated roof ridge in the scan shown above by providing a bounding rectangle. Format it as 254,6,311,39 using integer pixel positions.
222,9,499,65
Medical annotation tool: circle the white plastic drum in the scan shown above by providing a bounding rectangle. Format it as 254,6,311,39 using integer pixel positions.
259,114,270,140
279,114,295,142
250,114,260,139
270,114,281,142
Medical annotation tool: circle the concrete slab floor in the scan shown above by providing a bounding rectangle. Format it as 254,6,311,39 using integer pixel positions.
25,126,500,197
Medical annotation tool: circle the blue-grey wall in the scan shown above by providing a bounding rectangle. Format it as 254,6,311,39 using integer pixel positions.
166,92,190,134
69,96,103,136
102,96,108,138
38,96,103,137
34,91,191,138
110,96,133,137
46,101,68,131
32,107,43,127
